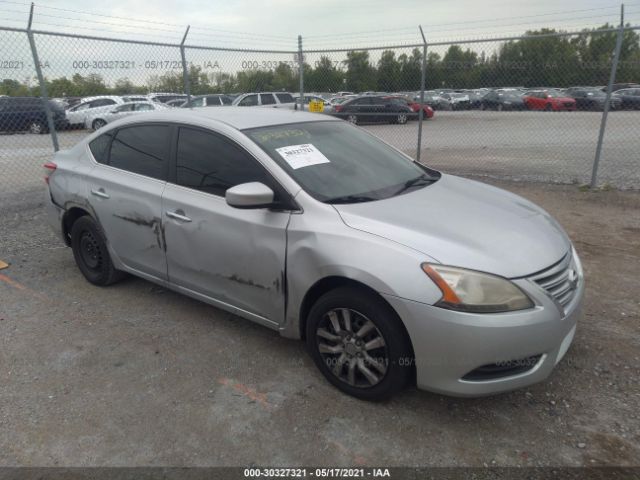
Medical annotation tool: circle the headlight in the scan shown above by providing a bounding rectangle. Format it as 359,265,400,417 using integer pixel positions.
421,263,534,313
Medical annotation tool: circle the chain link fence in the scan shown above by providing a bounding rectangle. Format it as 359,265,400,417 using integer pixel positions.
1,23,639,206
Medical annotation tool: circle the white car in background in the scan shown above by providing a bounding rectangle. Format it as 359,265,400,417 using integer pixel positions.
66,96,125,128
85,101,168,130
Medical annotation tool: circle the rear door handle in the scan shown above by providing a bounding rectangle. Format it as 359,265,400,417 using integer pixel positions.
166,210,192,222
90,188,110,199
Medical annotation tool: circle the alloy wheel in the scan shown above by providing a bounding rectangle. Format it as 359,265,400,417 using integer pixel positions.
316,308,388,388
347,114,358,124
397,113,408,124
29,122,43,134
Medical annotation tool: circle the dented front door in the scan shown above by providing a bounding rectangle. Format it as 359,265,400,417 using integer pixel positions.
162,185,290,325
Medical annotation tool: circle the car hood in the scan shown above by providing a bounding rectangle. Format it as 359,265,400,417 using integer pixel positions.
333,175,571,278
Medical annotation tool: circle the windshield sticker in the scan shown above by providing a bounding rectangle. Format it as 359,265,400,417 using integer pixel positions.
275,144,330,170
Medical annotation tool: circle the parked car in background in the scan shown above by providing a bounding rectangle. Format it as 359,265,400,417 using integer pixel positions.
0,96,68,133
335,91,354,96
607,83,640,92
293,94,328,105
462,90,483,109
481,91,526,111
441,93,470,110
122,96,149,103
523,90,576,111
613,88,640,110
166,99,187,108
385,96,434,119
66,96,125,128
232,92,296,108
148,93,189,104
415,93,452,111
44,107,584,400
565,87,622,111
182,94,233,108
85,101,168,130
333,95,413,124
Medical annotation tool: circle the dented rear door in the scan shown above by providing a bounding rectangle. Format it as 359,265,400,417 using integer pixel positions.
86,124,170,282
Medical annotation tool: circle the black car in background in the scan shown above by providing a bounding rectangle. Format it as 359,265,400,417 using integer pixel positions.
0,96,68,134
332,96,413,124
608,83,640,92
613,88,640,110
565,87,622,110
481,91,526,111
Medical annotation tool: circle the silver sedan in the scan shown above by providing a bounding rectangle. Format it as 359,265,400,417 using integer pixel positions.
44,107,584,399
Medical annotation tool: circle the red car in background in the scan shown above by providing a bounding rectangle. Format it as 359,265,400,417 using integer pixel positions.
523,89,577,111
385,96,435,119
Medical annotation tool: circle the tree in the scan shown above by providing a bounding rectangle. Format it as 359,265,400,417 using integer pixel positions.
343,51,376,92
377,50,401,92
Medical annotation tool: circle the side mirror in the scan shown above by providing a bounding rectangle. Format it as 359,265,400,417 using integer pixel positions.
225,182,274,209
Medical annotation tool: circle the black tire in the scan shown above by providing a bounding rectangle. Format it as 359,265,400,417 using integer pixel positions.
70,215,126,286
545,103,553,111
305,286,413,401
92,118,107,130
28,120,46,134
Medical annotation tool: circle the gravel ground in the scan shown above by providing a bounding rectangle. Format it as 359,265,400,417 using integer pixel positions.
0,179,638,467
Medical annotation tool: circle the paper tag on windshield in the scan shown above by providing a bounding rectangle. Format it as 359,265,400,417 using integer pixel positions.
275,144,330,170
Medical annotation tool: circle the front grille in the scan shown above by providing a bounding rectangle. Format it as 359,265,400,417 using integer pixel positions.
530,253,579,311
462,355,542,381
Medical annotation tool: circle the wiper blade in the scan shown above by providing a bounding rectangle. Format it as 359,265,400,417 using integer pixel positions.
394,174,435,195
325,194,377,204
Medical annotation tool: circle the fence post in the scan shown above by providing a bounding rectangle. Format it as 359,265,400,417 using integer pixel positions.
416,26,427,163
591,4,625,188
180,25,191,104
26,2,59,151
298,35,304,111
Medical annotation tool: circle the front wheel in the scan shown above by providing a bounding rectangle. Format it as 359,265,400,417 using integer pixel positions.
395,113,408,125
305,287,413,400
346,114,358,125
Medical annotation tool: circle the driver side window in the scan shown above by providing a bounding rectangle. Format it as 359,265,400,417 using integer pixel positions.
175,127,271,197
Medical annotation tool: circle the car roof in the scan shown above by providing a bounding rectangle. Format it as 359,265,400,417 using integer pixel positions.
102,106,338,130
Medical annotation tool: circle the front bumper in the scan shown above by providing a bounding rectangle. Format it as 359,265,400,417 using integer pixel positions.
383,261,584,397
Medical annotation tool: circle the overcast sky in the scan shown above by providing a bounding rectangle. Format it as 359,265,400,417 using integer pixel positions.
0,0,634,49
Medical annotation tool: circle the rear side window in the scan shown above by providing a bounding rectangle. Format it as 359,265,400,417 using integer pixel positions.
108,125,169,180
260,93,276,105
175,127,270,196
221,95,232,105
238,95,258,106
276,93,294,103
88,132,113,164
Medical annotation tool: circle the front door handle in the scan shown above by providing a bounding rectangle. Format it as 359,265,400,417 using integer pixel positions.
166,210,192,222
90,188,110,199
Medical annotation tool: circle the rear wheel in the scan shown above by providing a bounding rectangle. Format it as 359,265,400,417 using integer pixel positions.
346,114,358,125
28,121,46,134
92,118,107,130
70,215,126,286
545,103,553,111
306,287,413,400
497,104,504,112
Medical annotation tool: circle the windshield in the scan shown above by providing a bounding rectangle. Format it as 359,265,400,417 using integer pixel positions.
246,121,439,203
